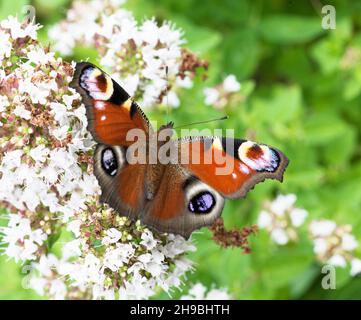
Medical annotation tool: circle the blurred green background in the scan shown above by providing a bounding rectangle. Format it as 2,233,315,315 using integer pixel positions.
1,0,361,299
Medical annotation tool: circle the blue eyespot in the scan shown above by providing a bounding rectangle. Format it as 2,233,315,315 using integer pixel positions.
101,148,118,176
188,191,215,214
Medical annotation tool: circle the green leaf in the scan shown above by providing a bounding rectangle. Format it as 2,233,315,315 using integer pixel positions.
323,126,356,165
259,15,325,44
258,241,314,290
47,230,61,250
311,38,344,74
303,114,349,145
222,29,260,79
171,16,222,55
249,85,302,126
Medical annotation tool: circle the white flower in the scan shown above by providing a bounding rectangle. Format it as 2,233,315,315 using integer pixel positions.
181,283,206,300
62,93,78,109
341,234,358,251
1,16,40,39
21,238,40,260
13,105,31,120
140,231,158,250
62,239,82,260
31,228,48,245
162,91,180,107
49,1,196,110
328,254,347,268
270,194,297,216
313,238,328,255
1,150,23,169
103,244,135,272
309,220,336,237
290,208,308,227
49,279,67,300
203,88,219,105
27,48,55,65
0,95,10,113
270,228,289,245
223,74,241,92
0,215,47,262
67,219,82,237
48,26,75,56
0,30,12,61
68,253,103,286
29,145,50,163
257,210,272,228
258,194,306,245
29,277,48,296
102,228,122,245
206,288,232,300
176,76,193,89
35,254,58,277
30,81,57,104
350,258,361,276
309,219,360,271
181,283,231,300
139,19,160,48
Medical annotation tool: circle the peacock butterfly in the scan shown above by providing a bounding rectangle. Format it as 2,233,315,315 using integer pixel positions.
70,62,289,238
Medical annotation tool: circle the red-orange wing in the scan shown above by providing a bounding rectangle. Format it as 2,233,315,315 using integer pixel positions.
178,137,289,199
93,145,147,220
70,62,151,146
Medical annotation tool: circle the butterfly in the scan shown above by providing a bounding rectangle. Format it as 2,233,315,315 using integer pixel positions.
70,62,289,238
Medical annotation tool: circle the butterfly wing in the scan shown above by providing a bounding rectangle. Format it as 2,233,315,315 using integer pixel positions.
70,62,152,146
71,63,150,219
142,164,225,238
178,136,289,199
93,144,147,220
142,137,288,238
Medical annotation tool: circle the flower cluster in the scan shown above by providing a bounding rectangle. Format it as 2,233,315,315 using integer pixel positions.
28,203,195,299
0,15,91,263
203,74,242,109
0,214,47,262
0,16,196,299
180,282,231,300
309,220,361,276
257,194,308,245
49,0,208,109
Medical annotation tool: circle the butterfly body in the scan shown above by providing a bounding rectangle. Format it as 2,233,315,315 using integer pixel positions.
70,62,289,238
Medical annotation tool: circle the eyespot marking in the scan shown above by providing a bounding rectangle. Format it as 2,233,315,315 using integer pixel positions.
79,67,114,100
238,141,280,172
101,148,118,176
188,191,216,214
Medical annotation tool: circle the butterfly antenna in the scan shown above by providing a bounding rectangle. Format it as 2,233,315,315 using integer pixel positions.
173,115,229,129
165,65,170,123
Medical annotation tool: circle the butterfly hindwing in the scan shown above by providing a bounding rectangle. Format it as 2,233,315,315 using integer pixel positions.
93,144,147,220
94,145,224,238
142,164,225,238
70,62,152,146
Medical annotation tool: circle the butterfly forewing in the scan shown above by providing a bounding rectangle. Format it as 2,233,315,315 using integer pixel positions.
70,62,152,146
